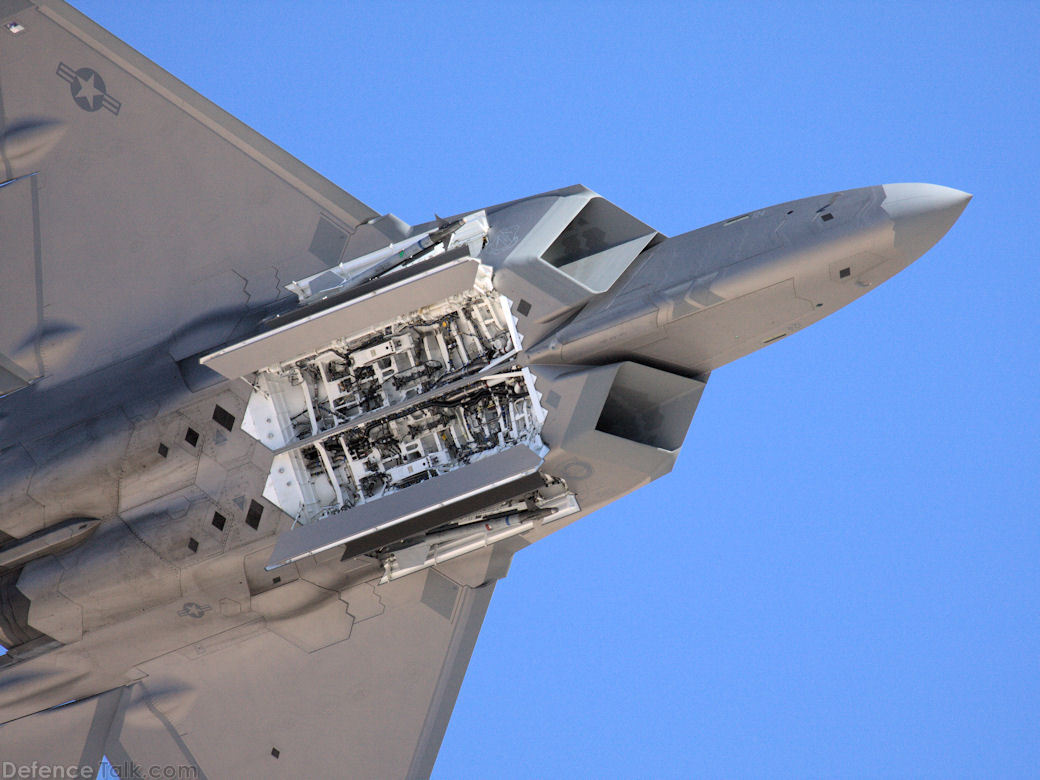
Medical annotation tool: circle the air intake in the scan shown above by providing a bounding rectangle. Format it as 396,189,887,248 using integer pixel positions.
541,197,657,292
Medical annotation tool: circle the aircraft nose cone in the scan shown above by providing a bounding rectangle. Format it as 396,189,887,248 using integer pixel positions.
881,182,972,261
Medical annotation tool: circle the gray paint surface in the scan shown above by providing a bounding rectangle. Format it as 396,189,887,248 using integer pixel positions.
0,2,971,777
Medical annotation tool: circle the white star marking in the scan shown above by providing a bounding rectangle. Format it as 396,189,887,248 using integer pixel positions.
74,72,103,104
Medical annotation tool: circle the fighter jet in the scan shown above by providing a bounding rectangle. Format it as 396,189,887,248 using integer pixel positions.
0,1,970,777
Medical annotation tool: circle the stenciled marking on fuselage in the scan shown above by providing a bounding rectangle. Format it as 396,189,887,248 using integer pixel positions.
485,225,520,255
177,602,212,619
56,63,121,115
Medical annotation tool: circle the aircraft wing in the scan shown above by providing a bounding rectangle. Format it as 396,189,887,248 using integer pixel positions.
0,3,510,775
0,560,511,779
0,0,380,396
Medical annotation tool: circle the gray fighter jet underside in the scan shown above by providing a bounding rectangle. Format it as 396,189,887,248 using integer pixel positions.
0,2,970,777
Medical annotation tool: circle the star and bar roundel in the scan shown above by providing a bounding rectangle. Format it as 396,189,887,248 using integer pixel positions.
56,62,121,115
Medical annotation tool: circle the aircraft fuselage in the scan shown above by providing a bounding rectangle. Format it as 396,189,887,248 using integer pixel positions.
0,182,969,723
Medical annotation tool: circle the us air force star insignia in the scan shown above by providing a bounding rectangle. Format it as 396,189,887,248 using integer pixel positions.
56,62,121,115
177,602,212,619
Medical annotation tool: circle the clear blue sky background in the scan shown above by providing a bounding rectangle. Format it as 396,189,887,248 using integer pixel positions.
63,1,1040,776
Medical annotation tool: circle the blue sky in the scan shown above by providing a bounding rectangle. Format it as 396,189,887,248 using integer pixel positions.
62,1,1040,776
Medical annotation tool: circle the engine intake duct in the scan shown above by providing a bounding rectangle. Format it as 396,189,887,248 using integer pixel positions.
594,362,701,451
532,361,707,508
541,197,658,292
